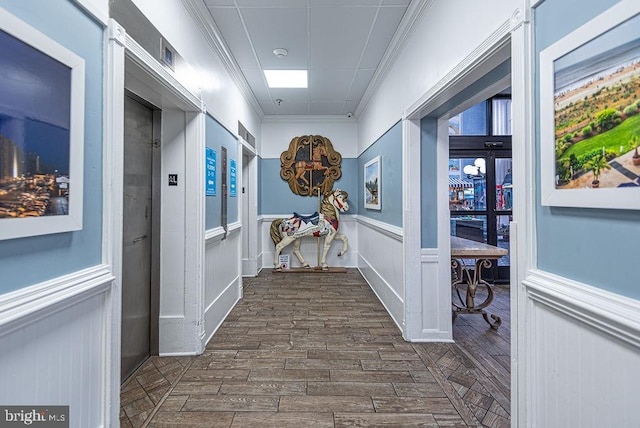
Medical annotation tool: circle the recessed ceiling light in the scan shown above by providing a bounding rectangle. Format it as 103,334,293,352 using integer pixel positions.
264,70,307,88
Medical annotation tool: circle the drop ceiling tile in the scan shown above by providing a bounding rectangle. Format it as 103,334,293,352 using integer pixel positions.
346,69,375,101
240,7,308,70
343,100,360,115
258,100,278,115
309,101,345,115
308,69,355,101
309,7,377,69
274,101,309,115
237,0,308,7
203,0,235,6
268,88,309,103
310,0,380,6
207,8,259,69
359,6,407,69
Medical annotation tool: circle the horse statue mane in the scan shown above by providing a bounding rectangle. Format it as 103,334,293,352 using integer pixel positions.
270,188,349,270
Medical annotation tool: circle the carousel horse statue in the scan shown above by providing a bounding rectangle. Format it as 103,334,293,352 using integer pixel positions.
270,188,349,270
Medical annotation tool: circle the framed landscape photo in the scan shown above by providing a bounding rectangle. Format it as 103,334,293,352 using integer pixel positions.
0,8,85,240
540,0,640,209
364,155,381,210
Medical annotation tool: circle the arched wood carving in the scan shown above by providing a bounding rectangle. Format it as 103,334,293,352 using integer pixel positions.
280,135,342,196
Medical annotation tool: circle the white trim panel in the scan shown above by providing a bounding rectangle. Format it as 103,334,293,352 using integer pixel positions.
523,269,640,427
0,266,113,427
406,249,453,342
202,221,242,349
524,269,640,349
357,219,404,332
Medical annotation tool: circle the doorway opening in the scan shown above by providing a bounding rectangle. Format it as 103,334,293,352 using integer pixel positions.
241,140,258,277
449,95,512,283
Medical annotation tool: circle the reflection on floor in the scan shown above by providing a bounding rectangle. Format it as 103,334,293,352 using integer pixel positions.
121,269,510,427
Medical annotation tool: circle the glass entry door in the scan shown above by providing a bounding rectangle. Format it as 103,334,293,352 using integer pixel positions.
448,96,512,283
449,153,512,282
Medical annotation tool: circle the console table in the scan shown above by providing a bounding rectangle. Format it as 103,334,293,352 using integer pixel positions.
450,236,507,329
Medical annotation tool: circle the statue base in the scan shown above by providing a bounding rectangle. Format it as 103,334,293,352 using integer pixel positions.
274,267,347,273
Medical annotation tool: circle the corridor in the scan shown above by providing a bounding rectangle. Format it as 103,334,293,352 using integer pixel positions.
120,269,510,427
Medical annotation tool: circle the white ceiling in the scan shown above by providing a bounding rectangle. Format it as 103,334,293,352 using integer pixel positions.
202,0,412,116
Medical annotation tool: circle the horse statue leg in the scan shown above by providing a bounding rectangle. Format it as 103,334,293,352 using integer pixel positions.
292,238,310,268
320,229,337,270
334,232,348,257
274,235,295,270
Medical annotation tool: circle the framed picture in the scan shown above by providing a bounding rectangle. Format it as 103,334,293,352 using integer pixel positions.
540,0,640,209
0,8,85,240
364,155,381,210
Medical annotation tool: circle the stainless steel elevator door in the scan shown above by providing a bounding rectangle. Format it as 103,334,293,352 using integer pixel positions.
121,95,154,382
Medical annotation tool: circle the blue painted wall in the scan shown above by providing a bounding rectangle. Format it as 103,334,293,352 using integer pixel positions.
0,0,103,293
535,0,640,299
259,157,358,216
205,114,238,230
421,117,438,248
358,121,403,227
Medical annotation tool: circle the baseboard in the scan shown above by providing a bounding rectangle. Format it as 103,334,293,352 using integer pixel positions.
202,275,241,348
358,254,404,332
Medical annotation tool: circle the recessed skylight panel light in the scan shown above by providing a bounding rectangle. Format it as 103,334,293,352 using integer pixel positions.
264,70,307,88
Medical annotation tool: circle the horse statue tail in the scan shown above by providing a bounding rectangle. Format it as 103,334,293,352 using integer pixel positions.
270,218,284,245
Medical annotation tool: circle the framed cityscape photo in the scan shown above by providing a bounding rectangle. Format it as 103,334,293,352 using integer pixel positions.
540,0,640,209
0,8,85,240
364,155,381,210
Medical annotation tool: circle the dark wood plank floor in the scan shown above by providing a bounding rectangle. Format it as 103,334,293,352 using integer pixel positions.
121,269,510,427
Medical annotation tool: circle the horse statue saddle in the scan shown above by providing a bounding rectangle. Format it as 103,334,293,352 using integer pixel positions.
293,211,320,226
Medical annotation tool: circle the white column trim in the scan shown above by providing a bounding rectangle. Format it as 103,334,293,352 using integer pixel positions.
185,111,206,354
511,3,535,426
402,118,422,340
104,18,126,428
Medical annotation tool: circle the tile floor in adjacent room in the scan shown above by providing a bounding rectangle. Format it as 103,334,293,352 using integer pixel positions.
120,269,510,427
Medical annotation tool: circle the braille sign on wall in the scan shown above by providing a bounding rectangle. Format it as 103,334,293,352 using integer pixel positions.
168,174,178,186
229,159,237,197
205,147,216,196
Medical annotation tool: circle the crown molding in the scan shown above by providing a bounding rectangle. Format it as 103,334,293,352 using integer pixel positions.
356,0,433,118
181,0,264,120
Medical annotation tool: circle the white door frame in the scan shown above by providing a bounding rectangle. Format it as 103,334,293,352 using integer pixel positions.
401,7,530,425
240,138,259,277
105,18,205,424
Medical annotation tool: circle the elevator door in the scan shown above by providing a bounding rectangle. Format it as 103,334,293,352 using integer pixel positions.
121,95,154,382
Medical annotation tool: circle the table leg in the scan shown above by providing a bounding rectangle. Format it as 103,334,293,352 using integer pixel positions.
451,258,502,330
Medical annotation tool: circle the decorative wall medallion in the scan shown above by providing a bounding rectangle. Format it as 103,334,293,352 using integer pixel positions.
280,135,342,196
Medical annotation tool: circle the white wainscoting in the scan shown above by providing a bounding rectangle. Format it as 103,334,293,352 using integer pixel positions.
0,265,114,428
523,269,640,427
202,223,242,348
356,216,404,332
259,215,358,270
407,248,453,342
